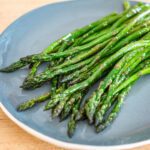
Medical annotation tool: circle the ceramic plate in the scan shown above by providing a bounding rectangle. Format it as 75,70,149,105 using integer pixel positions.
0,0,150,149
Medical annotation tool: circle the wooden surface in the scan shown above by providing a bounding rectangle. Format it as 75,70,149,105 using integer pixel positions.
0,0,150,150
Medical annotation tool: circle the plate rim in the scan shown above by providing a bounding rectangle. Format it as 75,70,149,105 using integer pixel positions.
0,0,150,149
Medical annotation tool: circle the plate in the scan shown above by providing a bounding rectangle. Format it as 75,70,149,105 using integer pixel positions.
0,0,150,149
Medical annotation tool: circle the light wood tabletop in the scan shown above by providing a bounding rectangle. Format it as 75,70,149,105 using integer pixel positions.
0,0,150,150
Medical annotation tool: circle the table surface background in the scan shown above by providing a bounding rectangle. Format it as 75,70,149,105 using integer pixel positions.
0,0,150,149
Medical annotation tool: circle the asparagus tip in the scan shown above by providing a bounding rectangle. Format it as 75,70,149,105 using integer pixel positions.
44,106,49,111
95,124,105,133
59,114,66,122
94,119,100,127
0,68,11,72
17,105,26,112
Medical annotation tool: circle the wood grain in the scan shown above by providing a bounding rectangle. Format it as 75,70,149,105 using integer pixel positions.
0,0,149,150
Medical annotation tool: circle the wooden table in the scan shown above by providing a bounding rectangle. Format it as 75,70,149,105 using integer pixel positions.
0,0,149,149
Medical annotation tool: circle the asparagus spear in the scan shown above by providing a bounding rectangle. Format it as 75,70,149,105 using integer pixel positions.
51,96,70,118
95,56,149,128
142,32,150,40
61,55,106,84
69,23,150,85
67,96,83,138
17,92,51,111
0,60,28,72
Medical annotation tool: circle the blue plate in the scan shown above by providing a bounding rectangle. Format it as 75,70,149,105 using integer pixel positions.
0,0,150,149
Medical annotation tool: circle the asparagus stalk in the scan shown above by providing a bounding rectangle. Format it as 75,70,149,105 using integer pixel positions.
67,96,83,138
0,60,28,72
17,92,51,111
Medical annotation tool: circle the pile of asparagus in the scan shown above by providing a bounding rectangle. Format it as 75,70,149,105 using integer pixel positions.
1,1,150,137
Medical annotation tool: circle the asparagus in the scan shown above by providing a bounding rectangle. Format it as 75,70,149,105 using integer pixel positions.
142,32,150,39
0,60,28,72
96,85,132,132
51,77,58,96
94,48,150,124
67,96,83,138
61,56,106,84
0,13,117,72
1,2,150,138
22,14,118,81
114,67,150,95
17,92,51,111
26,62,41,80
70,25,150,84
112,26,150,52
44,40,150,110
53,39,110,70
70,16,150,77
60,92,83,121
81,27,111,44
21,55,94,89
85,47,147,123
60,95,77,121
101,7,150,57
130,59,150,74
26,48,60,81
111,2,144,29
96,64,150,132
21,26,123,64
123,1,131,10
70,14,120,46
95,55,147,127
69,62,102,85
52,96,70,118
